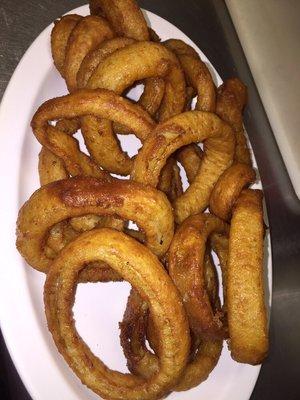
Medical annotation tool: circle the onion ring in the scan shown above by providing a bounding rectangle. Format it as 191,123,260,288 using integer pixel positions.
164,39,216,112
216,78,251,165
227,189,268,364
16,176,174,274
63,15,114,92
132,111,235,223
168,213,229,339
89,0,150,41
120,260,223,391
209,163,256,220
51,14,82,78
176,143,203,184
44,228,190,400
31,89,155,179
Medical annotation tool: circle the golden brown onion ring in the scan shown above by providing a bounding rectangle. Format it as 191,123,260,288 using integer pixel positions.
157,157,183,202
216,78,251,165
132,111,235,223
209,163,256,220
31,89,155,179
168,213,229,339
38,147,68,186
89,0,149,41
16,176,174,273
63,15,114,92
44,228,190,400
176,143,203,184
164,39,216,112
87,41,186,122
51,14,82,78
120,284,222,391
227,189,268,364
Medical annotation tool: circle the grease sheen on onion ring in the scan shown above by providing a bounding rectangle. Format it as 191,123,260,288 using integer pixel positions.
132,111,235,223
16,176,174,274
44,228,190,400
168,213,229,339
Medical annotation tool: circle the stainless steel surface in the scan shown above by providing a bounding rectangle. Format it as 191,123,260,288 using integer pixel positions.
226,0,300,199
0,1,299,399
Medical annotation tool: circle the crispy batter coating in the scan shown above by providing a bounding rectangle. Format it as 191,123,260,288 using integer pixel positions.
216,78,251,165
44,229,190,400
209,163,256,220
227,189,268,364
31,89,155,178
164,39,216,112
132,111,235,223
63,16,115,92
168,213,229,339
89,0,150,41
16,176,174,274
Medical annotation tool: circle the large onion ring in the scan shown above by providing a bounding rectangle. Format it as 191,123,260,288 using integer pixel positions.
227,189,268,364
16,176,174,274
44,228,190,400
132,111,235,223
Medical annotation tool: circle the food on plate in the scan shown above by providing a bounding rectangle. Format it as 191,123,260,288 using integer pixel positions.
120,270,223,391
31,89,155,178
227,189,268,364
216,78,252,165
132,111,235,223
44,228,190,400
89,0,150,41
16,176,174,273
14,0,270,398
209,163,256,220
164,39,216,112
168,213,229,339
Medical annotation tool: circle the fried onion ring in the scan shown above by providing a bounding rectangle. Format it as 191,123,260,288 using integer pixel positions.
168,213,229,339
63,15,115,92
31,89,155,179
44,228,190,400
89,0,150,41
216,78,251,165
120,276,223,391
227,189,268,364
209,163,256,220
164,39,216,112
132,111,235,223
51,14,82,78
16,176,174,274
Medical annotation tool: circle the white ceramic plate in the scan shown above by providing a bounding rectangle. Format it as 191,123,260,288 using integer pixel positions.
0,5,272,400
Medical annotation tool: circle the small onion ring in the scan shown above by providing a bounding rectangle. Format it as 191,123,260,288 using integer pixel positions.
16,176,174,274
216,78,251,165
44,228,190,400
132,111,235,223
227,189,268,364
164,39,216,112
209,163,256,221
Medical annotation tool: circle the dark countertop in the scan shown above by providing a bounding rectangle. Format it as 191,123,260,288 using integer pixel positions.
1,1,299,399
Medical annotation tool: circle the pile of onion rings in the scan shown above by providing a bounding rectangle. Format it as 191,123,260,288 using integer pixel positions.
16,1,269,399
